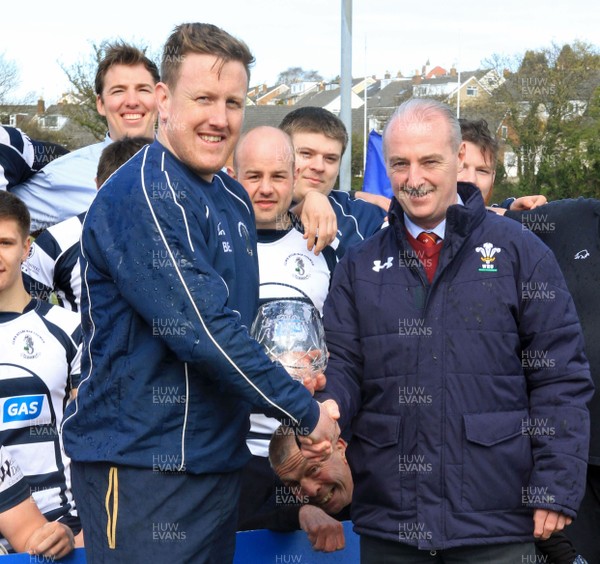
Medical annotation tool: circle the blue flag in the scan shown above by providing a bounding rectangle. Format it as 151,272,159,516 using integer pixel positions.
362,130,393,198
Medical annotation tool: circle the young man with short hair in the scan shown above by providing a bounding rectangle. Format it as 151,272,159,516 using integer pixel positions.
0,191,82,551
62,23,338,563
280,107,387,258
11,43,159,231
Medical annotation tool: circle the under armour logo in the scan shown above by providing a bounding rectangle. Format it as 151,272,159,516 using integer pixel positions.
574,249,590,260
373,257,394,272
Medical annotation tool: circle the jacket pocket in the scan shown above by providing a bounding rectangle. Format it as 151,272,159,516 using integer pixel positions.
350,411,406,510
460,410,532,512
352,411,401,447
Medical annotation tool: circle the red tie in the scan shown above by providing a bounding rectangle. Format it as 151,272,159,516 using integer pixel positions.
417,232,440,247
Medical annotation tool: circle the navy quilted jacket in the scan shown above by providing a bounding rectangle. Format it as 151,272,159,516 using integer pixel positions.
62,140,320,474
323,183,593,549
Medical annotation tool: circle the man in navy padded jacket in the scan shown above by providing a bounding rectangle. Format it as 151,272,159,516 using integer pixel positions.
321,98,593,562
61,22,339,563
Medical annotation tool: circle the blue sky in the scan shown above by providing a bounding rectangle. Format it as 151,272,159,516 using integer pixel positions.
3,0,598,103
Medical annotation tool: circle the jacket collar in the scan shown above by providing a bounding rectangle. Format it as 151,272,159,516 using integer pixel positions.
389,183,487,278
389,182,486,239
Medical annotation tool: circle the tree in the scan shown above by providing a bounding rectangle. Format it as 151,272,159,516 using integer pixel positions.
0,52,19,103
275,67,323,85
476,41,600,199
59,42,108,141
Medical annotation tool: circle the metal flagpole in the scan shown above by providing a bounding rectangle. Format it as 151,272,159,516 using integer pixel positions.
340,0,352,191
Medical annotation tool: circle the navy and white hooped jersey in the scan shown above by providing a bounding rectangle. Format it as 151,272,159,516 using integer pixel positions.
11,137,109,231
247,226,336,458
22,213,84,312
0,300,81,523
1,126,69,194
256,226,336,315
0,126,36,192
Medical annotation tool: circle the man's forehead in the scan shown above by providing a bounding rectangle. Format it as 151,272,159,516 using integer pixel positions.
0,218,26,241
386,116,453,154
292,132,342,153
104,63,155,84
239,146,294,172
275,447,308,479
464,141,493,167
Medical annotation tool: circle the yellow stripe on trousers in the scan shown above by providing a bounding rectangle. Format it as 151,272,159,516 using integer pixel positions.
105,467,119,549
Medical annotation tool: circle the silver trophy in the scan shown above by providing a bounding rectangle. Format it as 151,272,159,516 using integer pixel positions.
250,300,328,382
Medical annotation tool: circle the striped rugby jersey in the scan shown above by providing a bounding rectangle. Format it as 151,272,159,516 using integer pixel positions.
0,300,81,526
22,213,84,312
247,225,336,458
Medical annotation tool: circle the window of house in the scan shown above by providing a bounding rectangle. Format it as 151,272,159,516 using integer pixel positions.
42,115,59,129
501,126,508,139
466,86,478,97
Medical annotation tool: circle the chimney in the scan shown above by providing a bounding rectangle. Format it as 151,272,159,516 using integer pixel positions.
384,71,391,80
37,97,46,115
449,66,457,78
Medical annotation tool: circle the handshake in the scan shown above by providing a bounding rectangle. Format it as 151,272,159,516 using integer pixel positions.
276,349,338,461
284,357,340,462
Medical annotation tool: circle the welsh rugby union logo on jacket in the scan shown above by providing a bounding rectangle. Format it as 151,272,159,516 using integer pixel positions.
476,242,501,272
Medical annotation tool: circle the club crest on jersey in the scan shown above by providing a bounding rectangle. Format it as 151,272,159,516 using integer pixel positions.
373,257,394,272
11,330,44,359
476,242,501,272
285,253,314,280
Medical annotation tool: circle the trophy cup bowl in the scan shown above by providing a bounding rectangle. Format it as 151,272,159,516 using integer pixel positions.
250,300,328,383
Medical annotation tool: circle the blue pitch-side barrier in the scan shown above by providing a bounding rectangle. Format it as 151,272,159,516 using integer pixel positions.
3,521,360,563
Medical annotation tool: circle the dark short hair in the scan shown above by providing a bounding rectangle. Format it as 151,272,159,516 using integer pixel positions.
268,425,298,470
160,23,254,88
0,191,30,239
459,118,499,167
95,42,160,96
279,107,349,155
96,136,153,186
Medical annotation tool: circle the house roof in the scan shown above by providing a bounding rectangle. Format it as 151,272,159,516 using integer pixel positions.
241,106,295,132
295,88,341,108
425,66,447,79
367,80,412,112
